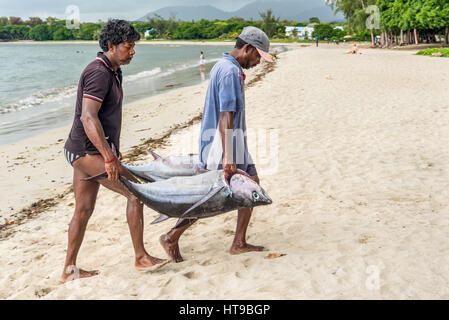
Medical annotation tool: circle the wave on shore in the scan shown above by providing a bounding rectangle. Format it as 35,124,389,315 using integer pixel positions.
0,85,78,115
0,58,222,115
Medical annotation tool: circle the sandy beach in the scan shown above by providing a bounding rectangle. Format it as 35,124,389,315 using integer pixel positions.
2,43,449,299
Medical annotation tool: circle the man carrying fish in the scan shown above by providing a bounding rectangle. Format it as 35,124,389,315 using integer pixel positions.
160,26,274,262
60,20,166,283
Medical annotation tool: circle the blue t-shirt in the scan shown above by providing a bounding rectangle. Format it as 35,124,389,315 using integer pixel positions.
199,53,254,172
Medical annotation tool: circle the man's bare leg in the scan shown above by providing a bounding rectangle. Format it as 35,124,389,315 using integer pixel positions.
122,191,167,269
61,155,166,282
86,155,167,269
160,219,197,262
229,207,265,254
61,166,101,283
230,174,264,254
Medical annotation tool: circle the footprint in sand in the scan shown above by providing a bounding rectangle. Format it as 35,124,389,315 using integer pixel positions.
198,258,213,266
183,271,198,279
34,287,52,298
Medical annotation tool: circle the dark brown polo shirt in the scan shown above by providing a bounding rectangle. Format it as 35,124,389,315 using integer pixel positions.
64,52,123,157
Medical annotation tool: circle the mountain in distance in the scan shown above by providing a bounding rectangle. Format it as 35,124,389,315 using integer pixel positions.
138,5,229,21
232,0,342,21
137,0,344,22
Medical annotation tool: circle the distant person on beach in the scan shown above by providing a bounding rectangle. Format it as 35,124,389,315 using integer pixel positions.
347,43,358,54
159,26,274,262
61,20,166,283
315,36,319,47
199,51,205,73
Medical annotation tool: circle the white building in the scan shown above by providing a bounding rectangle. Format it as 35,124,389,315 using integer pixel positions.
144,28,155,38
285,25,315,40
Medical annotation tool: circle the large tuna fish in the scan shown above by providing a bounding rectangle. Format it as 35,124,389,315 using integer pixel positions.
122,150,202,182
85,169,272,226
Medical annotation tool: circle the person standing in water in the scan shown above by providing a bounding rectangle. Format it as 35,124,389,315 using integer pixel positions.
199,51,206,73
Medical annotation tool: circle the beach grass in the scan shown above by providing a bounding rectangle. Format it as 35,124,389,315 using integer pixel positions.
416,47,449,57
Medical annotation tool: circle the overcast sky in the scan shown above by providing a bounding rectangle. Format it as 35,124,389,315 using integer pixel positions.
0,0,266,21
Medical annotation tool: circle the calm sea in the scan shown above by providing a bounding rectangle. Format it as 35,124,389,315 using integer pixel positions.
0,42,287,145
0,42,240,145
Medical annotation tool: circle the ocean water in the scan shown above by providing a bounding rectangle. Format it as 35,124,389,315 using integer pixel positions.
0,42,233,145
0,42,287,145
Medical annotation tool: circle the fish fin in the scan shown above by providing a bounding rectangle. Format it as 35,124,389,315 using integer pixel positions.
173,218,198,229
151,214,170,224
82,171,108,182
180,186,224,219
148,149,162,160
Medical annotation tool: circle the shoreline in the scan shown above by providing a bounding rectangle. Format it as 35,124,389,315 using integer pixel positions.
0,55,279,239
1,39,295,46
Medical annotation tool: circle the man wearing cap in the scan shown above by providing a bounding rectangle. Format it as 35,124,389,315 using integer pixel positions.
160,26,273,262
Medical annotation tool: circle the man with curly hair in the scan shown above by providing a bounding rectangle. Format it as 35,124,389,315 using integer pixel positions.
61,20,167,282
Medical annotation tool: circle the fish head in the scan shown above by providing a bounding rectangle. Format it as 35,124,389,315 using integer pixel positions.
229,174,272,207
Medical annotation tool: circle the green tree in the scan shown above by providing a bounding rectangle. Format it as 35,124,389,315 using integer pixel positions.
147,14,179,39
313,23,335,39
26,17,43,27
74,23,102,40
309,17,320,24
375,0,449,46
45,17,58,25
326,0,378,45
291,27,298,39
0,17,8,26
29,24,51,41
9,16,23,25
259,9,279,38
52,25,74,40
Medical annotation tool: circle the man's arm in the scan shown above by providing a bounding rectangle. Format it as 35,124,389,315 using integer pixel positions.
219,111,237,180
80,97,119,181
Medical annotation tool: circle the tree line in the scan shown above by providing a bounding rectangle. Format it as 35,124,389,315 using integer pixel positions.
326,0,449,46
0,16,103,41
0,12,345,42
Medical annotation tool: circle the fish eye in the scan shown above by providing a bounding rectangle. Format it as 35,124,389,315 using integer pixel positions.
252,191,259,201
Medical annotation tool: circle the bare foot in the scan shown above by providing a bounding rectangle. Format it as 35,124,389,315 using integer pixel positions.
135,254,168,270
160,234,184,263
60,266,99,283
229,243,265,255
